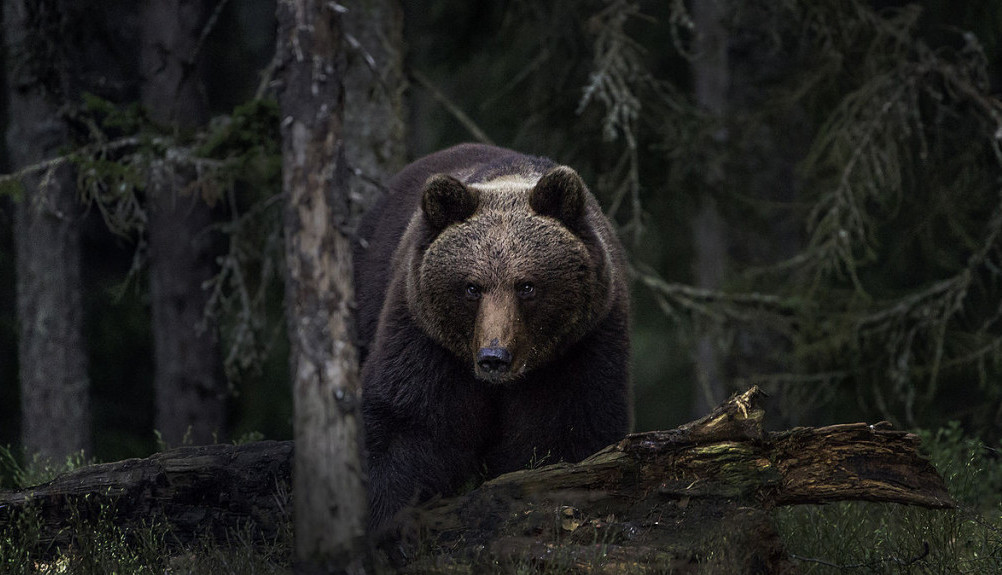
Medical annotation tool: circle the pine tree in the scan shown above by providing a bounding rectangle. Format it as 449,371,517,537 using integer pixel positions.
140,0,227,447
4,0,91,462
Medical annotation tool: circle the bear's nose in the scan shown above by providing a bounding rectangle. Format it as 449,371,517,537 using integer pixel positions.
477,346,512,373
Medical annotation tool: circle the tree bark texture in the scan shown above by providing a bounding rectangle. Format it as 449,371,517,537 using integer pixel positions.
0,388,953,572
140,0,227,447
341,0,408,217
4,0,92,461
276,0,368,569
139,0,209,127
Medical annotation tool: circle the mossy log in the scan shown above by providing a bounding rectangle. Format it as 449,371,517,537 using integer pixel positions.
393,387,953,573
0,388,953,572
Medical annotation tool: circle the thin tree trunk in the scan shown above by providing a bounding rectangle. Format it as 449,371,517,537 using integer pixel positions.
4,0,91,462
140,0,226,447
276,1,368,571
690,0,729,417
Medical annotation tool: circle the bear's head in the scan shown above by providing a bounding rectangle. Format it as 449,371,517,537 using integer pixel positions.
405,165,616,384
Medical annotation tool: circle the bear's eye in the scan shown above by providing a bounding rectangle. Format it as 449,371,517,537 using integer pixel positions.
465,283,482,300
516,282,535,299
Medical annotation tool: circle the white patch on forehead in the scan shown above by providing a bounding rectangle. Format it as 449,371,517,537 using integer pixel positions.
468,174,540,194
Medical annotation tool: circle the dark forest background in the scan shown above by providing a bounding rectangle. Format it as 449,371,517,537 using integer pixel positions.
2,0,1002,466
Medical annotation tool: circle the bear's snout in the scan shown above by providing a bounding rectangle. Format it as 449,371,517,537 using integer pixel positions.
477,346,512,374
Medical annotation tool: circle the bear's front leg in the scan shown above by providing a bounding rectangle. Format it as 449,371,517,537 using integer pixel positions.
487,317,631,475
362,358,495,529
365,423,482,530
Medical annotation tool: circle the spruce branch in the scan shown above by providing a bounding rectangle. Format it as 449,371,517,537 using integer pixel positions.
0,136,149,188
3,96,286,387
579,0,652,246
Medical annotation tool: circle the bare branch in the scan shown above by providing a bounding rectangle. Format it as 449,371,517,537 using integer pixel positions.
410,69,494,145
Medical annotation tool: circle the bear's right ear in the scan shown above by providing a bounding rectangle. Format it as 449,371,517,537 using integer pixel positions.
421,174,479,231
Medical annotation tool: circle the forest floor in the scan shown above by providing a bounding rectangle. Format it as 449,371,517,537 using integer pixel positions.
1,422,1000,574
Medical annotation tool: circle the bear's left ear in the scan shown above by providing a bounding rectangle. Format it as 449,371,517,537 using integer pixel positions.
422,174,479,231
529,166,585,227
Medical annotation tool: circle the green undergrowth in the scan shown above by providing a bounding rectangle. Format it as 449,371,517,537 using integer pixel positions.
0,502,293,575
775,422,1002,574
1,503,169,575
0,447,92,490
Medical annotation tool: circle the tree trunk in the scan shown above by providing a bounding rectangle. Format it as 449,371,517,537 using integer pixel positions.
690,0,730,417
4,0,91,462
342,0,407,216
0,388,954,572
140,0,227,447
688,2,812,424
276,1,368,571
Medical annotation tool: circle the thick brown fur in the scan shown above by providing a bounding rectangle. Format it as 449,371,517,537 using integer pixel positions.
354,144,631,529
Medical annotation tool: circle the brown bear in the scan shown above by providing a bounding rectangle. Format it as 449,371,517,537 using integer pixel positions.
354,143,631,529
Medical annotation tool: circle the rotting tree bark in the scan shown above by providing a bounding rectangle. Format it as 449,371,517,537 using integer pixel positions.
0,388,953,572
396,388,952,573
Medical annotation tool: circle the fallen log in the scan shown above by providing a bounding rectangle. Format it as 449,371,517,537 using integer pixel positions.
0,439,294,552
0,387,953,572
392,388,952,573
